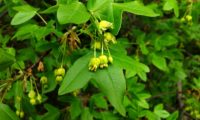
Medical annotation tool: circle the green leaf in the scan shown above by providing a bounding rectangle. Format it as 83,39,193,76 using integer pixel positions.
112,6,123,35
167,111,179,120
58,53,93,95
94,65,126,116
154,110,170,119
12,5,38,12
81,107,93,120
154,34,178,50
163,0,179,17
11,5,38,25
154,104,170,118
111,49,149,81
90,94,108,109
113,1,159,17
141,110,159,120
101,111,119,120
40,104,60,120
151,53,168,71
70,98,82,120
0,103,20,120
0,48,15,71
87,0,123,35
12,24,39,40
14,81,23,110
87,0,114,20
41,5,58,14
57,2,90,24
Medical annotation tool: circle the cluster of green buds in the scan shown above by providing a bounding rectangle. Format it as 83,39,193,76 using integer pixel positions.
89,20,115,72
54,67,65,83
180,15,193,25
89,54,113,72
28,90,42,105
15,96,24,118
40,76,48,89
104,32,116,44
16,109,24,118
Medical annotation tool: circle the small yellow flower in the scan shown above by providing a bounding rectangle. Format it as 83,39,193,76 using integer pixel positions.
104,32,116,44
89,57,100,71
91,41,101,50
99,55,108,68
99,20,113,31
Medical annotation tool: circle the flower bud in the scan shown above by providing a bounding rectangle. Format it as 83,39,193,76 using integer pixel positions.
40,76,48,84
108,56,113,64
30,98,36,105
16,110,20,116
20,111,24,118
28,90,36,99
104,32,116,44
56,67,65,76
56,76,63,82
37,94,42,103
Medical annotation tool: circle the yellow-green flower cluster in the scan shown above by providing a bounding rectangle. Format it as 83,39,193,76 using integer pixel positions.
180,15,193,25
54,67,65,83
28,90,42,105
89,54,113,72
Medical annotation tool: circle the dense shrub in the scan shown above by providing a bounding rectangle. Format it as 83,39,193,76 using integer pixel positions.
0,0,200,120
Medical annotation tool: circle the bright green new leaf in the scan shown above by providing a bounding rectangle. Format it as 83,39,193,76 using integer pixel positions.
94,65,126,116
0,48,15,71
87,0,114,21
57,2,90,24
163,0,179,17
11,5,38,25
154,104,170,118
113,1,159,17
58,53,93,95
0,103,20,120
112,6,123,35
151,53,168,71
